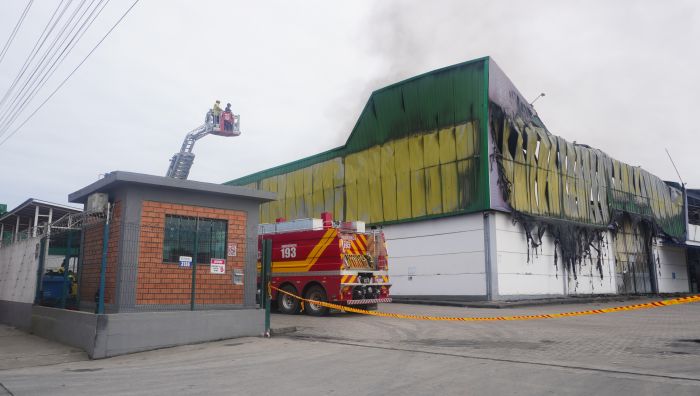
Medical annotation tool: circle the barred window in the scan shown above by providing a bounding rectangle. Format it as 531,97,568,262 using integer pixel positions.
162,215,227,264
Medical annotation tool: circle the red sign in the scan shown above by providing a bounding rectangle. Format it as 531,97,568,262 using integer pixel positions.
210,258,226,274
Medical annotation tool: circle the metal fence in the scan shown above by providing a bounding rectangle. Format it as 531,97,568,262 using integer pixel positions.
34,215,259,313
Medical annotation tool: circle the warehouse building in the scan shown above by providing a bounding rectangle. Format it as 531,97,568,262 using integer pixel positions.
227,57,694,300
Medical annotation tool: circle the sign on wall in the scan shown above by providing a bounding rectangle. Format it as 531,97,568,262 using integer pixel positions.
233,269,243,285
210,258,226,274
179,256,192,268
227,243,237,257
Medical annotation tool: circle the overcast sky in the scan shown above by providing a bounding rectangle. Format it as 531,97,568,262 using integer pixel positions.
0,0,698,210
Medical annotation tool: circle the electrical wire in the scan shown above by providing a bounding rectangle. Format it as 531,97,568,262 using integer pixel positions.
0,0,71,111
0,0,92,132
0,0,34,66
0,0,139,148
0,0,109,135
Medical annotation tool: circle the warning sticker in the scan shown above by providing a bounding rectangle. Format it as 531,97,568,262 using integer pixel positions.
210,258,226,274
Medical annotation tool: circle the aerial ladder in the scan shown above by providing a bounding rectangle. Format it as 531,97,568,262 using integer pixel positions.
166,109,241,179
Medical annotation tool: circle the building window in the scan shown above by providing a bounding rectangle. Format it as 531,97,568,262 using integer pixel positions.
163,215,227,264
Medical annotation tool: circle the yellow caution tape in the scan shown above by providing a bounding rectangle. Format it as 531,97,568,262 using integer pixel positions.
271,285,700,321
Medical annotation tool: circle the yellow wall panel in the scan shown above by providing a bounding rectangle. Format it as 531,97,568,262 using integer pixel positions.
344,154,358,221
438,127,456,164
260,178,271,223
381,142,398,222
394,137,412,219
266,176,278,221
546,136,560,216
368,146,383,223
408,135,424,171
410,169,426,217
525,127,538,215
535,129,550,215
423,131,440,168
321,161,335,215
512,130,528,213
276,174,288,220
454,123,472,160
457,159,473,207
332,157,344,220
312,163,324,217
284,172,296,218
563,141,577,219
246,119,486,226
425,166,443,215
303,167,313,219
356,150,371,223
292,170,305,218
441,162,458,213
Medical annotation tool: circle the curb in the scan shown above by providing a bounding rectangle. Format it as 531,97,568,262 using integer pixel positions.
270,326,297,336
389,295,686,309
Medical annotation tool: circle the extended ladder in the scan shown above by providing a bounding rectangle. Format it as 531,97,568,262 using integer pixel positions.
166,114,241,180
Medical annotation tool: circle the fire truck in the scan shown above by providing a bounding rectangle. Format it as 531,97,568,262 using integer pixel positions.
259,212,391,316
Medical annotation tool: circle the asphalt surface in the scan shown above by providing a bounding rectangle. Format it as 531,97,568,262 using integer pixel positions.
1,297,700,395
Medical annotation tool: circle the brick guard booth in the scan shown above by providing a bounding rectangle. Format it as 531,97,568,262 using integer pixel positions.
30,171,275,358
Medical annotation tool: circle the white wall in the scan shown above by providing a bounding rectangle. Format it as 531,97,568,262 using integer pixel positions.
384,214,486,296
654,241,689,293
45,255,64,270
0,237,41,303
688,224,700,243
383,211,689,299
493,212,617,297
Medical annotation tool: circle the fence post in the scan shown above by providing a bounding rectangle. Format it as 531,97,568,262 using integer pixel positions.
98,205,111,314
60,230,73,309
34,237,47,304
262,238,272,337
190,219,199,311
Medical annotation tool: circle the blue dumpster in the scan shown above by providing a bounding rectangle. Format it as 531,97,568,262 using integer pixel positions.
41,275,67,305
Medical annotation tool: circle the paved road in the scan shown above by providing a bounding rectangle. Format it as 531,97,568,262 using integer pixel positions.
1,297,699,395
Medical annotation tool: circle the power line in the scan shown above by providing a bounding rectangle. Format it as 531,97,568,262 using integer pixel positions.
0,0,110,137
0,0,92,132
0,0,70,111
0,0,34,66
0,0,140,148
0,0,108,136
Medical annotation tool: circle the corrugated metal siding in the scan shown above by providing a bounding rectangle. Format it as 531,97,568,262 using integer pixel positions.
227,58,491,225
252,120,482,225
491,111,686,240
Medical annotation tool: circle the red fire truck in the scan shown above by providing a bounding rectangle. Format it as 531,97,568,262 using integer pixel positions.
259,212,391,316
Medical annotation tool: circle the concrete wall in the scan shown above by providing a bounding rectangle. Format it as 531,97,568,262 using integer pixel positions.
31,306,99,355
0,237,41,328
654,242,689,293
493,212,617,298
0,236,41,303
385,214,487,298
30,305,263,359
0,300,33,329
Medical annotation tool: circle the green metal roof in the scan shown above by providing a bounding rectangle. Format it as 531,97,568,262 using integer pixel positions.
226,57,490,187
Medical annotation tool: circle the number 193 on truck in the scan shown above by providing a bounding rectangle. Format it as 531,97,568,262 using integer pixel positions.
258,212,391,316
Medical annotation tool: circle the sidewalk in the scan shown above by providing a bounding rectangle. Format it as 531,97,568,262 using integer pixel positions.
0,325,87,370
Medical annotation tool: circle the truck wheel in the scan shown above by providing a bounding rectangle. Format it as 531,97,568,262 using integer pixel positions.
277,284,300,315
304,285,329,316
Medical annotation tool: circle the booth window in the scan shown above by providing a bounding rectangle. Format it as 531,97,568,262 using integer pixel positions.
163,215,227,264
